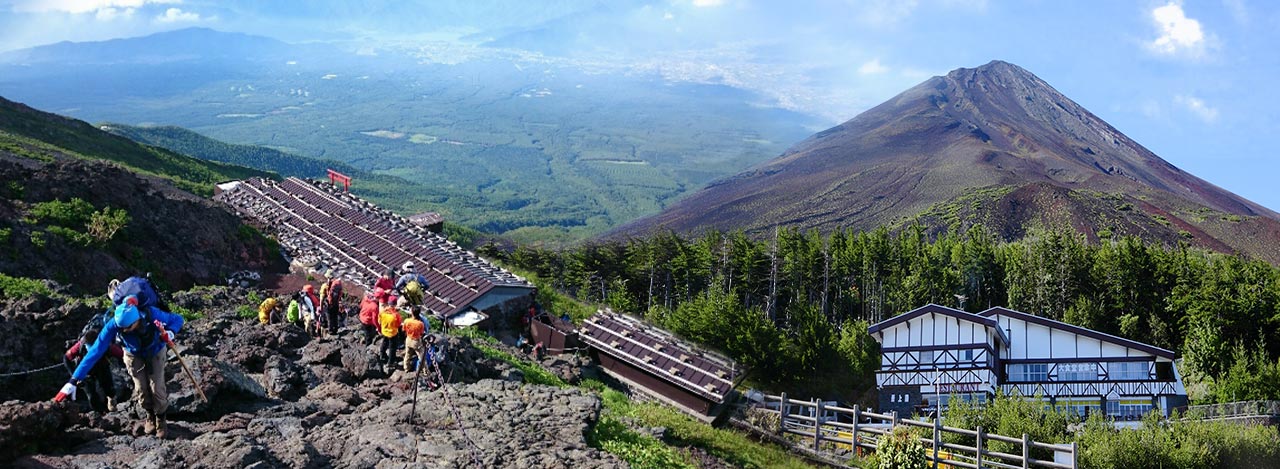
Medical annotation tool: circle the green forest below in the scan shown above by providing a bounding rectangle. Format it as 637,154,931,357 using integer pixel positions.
493,225,1280,406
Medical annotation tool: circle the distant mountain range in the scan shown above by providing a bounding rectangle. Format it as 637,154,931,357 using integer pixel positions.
614,61,1280,264
0,27,295,65
99,123,446,214
0,95,272,195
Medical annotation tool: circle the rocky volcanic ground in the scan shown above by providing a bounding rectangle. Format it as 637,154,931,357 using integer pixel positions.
0,286,625,468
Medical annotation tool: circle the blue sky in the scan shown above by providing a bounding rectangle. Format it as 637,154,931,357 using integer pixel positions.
1,0,1277,211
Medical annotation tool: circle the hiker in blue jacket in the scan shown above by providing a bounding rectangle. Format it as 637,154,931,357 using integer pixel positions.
54,295,184,438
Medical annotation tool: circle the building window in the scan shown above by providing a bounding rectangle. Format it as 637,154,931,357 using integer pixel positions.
1155,362,1174,381
1055,398,1102,418
1110,362,1150,380
1058,363,1098,381
918,350,933,365
1106,399,1154,420
963,349,974,362
1008,363,1048,382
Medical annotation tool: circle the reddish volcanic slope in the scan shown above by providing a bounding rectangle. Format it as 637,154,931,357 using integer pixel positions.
613,61,1280,264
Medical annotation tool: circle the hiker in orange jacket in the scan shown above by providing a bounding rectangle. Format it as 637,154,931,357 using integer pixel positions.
377,299,403,372
358,292,380,345
401,311,428,372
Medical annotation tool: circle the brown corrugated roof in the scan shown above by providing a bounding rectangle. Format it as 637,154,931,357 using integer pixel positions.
214,177,533,315
580,312,740,403
408,212,444,226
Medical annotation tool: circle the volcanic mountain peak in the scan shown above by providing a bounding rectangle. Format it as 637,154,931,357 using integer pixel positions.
614,60,1280,264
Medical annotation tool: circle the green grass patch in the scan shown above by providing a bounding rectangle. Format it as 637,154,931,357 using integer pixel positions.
582,379,816,469
0,273,51,299
630,401,817,469
173,305,204,322
448,326,568,387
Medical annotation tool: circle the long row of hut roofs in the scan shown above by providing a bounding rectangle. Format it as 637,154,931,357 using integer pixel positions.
214,175,744,420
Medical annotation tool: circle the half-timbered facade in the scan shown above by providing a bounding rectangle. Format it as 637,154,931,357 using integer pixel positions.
868,304,1009,416
869,304,1187,419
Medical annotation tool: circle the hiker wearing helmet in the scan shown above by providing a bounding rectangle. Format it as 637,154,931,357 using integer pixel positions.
394,261,429,311
55,295,184,438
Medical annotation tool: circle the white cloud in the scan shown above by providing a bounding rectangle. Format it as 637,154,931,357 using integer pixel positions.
94,7,135,21
1147,2,1207,57
692,0,725,7
15,0,178,15
858,58,889,75
155,7,199,23
663,12,675,20
1174,95,1218,123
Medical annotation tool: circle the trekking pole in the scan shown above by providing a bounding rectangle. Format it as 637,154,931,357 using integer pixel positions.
156,321,208,403
408,346,424,424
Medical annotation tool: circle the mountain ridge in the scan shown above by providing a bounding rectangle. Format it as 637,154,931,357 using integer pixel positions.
612,60,1280,264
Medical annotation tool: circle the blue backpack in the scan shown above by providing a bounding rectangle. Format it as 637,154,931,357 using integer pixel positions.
110,276,165,310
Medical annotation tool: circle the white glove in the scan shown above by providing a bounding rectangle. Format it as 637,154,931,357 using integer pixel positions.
165,330,175,343
54,381,77,402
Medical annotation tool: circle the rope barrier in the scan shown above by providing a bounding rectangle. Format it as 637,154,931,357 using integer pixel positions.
0,362,65,377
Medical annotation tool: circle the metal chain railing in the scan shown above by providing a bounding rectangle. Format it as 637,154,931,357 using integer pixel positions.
0,362,65,377
423,344,484,468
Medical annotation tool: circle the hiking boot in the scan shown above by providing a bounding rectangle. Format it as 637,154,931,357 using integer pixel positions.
144,413,157,435
155,415,167,439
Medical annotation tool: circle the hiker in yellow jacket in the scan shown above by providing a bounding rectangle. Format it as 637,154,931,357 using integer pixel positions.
258,297,281,324
377,299,403,373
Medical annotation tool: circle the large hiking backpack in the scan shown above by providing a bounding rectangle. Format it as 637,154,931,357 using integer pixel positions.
402,280,424,306
109,276,164,310
79,313,107,345
327,280,343,305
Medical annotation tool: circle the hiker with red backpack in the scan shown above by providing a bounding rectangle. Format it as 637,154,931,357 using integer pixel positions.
62,321,124,413
55,292,185,438
300,284,321,337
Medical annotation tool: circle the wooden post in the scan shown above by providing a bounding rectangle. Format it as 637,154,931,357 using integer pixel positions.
852,405,861,453
778,393,789,435
1022,433,1031,469
814,399,824,452
1070,441,1078,469
891,410,899,428
975,426,984,469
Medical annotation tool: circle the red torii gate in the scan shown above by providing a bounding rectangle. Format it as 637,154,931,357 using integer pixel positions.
327,169,352,191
